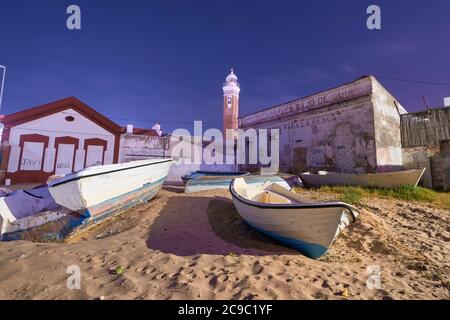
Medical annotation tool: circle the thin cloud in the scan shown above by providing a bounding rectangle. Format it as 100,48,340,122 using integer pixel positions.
339,64,356,74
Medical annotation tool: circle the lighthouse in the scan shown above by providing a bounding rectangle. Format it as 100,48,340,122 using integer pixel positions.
222,68,240,138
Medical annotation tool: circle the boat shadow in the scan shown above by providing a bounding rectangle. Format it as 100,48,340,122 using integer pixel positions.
146,195,297,256
162,185,185,194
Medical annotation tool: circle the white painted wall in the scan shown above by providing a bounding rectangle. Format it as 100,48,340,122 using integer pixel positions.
6,108,116,174
119,134,236,184
371,77,406,170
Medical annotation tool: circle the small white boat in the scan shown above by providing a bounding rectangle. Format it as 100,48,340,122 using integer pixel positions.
48,158,173,222
300,168,426,188
1,158,173,241
185,175,291,193
230,178,359,259
181,170,250,184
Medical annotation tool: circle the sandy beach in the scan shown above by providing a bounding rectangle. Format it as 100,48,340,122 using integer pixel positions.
0,186,448,300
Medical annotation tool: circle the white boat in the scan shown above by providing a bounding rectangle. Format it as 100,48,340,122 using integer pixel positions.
181,170,250,184
185,175,291,193
299,168,426,188
0,186,85,241
0,158,172,241
48,158,173,223
230,178,359,259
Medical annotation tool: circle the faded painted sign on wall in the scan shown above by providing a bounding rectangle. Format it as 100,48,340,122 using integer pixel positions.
239,77,372,127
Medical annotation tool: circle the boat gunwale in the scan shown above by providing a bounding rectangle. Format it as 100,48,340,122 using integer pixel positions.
299,168,426,179
187,170,250,176
229,178,359,222
182,170,250,182
49,159,173,188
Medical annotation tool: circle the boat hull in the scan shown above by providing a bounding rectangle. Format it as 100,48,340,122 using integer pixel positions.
181,170,250,184
1,159,172,241
300,168,426,188
230,179,357,259
245,221,329,259
49,159,173,222
82,176,166,223
1,209,86,242
232,199,352,259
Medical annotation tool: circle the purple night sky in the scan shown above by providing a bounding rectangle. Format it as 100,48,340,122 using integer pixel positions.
0,0,449,132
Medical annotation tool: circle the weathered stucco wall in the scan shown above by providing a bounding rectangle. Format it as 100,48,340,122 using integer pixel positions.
119,134,235,184
119,134,169,162
441,140,450,191
402,140,450,190
401,147,437,188
238,76,409,175
165,136,236,183
399,104,450,190
371,77,407,171
239,76,386,174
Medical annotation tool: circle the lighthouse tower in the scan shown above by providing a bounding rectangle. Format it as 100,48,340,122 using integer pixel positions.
222,68,240,138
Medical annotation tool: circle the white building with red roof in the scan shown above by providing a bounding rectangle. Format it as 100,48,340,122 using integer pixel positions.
0,97,123,184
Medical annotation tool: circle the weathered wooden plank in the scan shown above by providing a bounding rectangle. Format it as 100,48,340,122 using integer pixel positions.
401,107,450,147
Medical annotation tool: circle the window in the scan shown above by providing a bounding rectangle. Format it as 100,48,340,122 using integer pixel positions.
65,116,75,122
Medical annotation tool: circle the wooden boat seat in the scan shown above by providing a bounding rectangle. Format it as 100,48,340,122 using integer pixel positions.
253,191,293,204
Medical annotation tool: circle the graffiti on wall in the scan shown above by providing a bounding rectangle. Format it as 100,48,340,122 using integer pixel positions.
308,146,325,167
20,158,42,170
56,162,71,169
20,142,44,171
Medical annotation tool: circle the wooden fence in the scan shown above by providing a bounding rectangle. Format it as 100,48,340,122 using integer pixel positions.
400,107,450,148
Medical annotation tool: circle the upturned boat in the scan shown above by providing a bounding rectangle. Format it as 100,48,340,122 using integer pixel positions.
230,178,359,259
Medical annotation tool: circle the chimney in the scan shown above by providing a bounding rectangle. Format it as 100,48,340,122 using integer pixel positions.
126,124,134,134
152,122,162,136
444,97,450,107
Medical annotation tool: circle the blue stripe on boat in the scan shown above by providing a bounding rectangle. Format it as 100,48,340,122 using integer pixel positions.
1,213,88,242
80,176,166,225
246,221,328,259
188,176,290,187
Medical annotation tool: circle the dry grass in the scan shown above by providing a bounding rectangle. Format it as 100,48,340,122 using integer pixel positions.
298,185,450,209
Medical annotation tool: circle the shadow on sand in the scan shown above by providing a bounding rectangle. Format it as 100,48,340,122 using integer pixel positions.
146,195,297,256
162,185,185,194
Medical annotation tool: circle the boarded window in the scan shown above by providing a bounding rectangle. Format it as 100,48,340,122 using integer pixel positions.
85,145,104,167
55,143,76,175
20,142,44,170
293,147,307,173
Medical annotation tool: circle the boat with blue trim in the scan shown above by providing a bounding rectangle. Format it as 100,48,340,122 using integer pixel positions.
185,174,291,193
0,158,172,241
48,158,173,224
181,170,250,184
0,185,84,241
229,177,359,259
